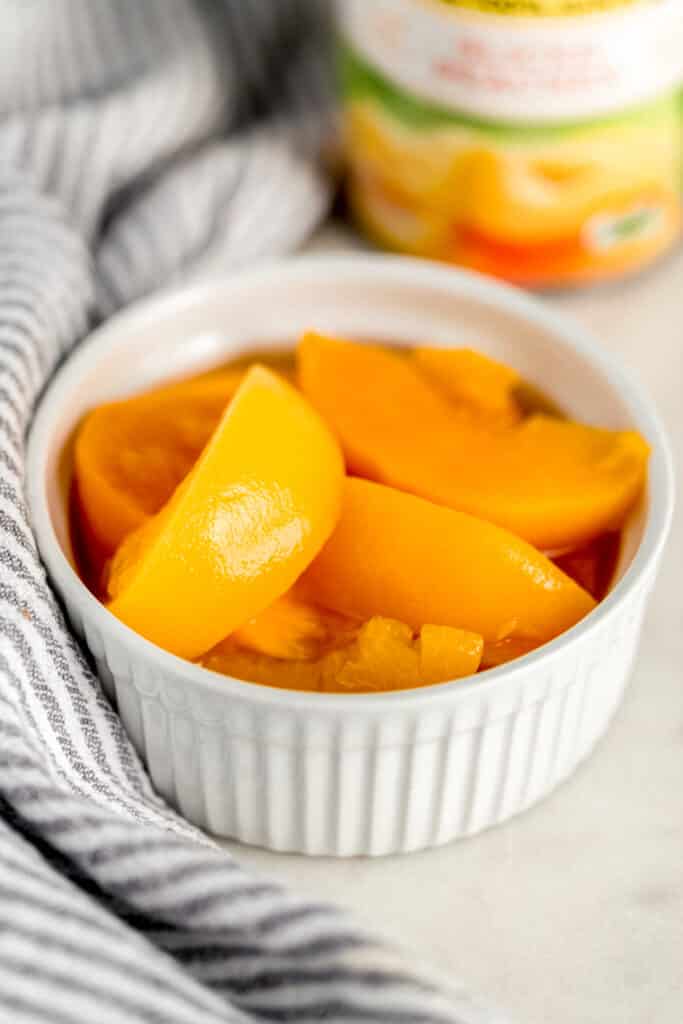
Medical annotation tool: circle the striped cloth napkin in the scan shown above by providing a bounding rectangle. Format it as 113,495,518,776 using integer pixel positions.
0,3,506,1022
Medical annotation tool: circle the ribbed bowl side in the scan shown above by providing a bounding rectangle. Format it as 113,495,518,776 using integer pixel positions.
64,577,649,856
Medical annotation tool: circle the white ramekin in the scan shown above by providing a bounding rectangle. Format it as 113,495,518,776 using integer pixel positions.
27,256,674,856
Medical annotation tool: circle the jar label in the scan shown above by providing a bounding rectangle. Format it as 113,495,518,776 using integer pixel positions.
338,39,682,284
339,0,683,122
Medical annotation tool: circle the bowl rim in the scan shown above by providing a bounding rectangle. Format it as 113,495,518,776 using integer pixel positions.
26,253,675,712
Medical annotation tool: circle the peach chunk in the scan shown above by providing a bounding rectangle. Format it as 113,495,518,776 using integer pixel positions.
203,615,483,692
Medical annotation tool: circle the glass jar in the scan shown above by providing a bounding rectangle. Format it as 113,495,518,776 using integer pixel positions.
338,0,683,285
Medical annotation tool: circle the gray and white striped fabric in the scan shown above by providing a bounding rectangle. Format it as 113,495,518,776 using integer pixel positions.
0,4,505,1023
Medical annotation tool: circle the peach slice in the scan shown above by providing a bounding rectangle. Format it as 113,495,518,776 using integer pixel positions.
298,332,649,550
300,477,596,646
107,367,344,660
231,592,357,660
413,346,521,426
74,370,244,561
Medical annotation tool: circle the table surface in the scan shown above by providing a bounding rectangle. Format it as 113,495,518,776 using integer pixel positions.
219,224,683,1024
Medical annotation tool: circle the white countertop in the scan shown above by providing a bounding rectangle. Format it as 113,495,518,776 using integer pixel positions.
220,225,683,1024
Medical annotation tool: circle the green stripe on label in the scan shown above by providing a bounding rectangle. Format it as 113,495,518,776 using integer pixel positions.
338,42,680,140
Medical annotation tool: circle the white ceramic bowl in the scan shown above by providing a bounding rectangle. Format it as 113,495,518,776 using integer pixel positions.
27,256,674,856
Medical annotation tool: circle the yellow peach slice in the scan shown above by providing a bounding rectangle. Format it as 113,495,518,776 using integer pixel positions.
107,367,344,660
298,332,648,550
413,346,521,426
74,370,244,561
300,477,596,645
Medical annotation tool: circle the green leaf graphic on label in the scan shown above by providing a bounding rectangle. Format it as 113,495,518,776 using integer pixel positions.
586,206,663,251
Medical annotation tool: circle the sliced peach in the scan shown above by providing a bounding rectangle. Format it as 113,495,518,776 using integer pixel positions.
202,643,321,692
74,370,244,561
231,592,357,660
480,636,539,671
300,477,596,645
329,617,482,691
413,346,521,425
203,615,483,693
298,332,649,549
416,624,483,686
107,367,344,660
221,593,482,688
